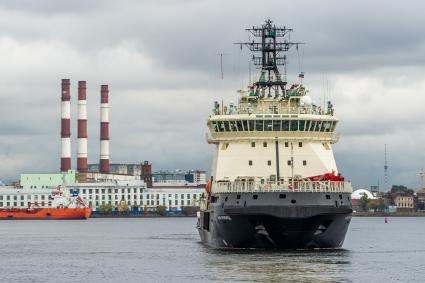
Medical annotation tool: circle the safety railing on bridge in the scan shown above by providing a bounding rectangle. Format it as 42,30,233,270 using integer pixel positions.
212,180,352,194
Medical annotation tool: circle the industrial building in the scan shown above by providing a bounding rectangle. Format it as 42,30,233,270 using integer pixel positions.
152,169,207,184
87,164,207,185
71,181,203,211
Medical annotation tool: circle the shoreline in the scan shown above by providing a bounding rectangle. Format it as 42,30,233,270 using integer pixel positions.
90,214,197,218
353,212,425,217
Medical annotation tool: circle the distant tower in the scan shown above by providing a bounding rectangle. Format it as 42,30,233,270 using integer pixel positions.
99,85,110,173
419,169,425,191
61,79,71,172
384,144,389,191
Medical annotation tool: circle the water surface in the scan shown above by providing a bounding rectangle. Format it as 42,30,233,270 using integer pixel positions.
0,217,423,282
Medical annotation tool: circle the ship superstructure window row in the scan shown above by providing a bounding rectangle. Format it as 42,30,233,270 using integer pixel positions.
212,120,336,132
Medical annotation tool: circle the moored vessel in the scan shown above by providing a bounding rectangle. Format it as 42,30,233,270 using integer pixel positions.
0,187,91,220
197,20,352,249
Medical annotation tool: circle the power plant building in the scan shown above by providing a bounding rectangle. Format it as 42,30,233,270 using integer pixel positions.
12,79,206,212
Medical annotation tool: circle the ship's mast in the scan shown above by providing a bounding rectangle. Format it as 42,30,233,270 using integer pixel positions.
236,19,303,99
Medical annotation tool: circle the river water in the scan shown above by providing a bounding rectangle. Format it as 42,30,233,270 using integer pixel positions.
0,217,423,282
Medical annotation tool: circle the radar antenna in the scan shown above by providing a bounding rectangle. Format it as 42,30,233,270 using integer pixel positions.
236,19,303,99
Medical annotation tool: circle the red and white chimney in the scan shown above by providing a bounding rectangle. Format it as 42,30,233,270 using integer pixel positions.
99,85,110,173
77,81,88,172
61,79,71,172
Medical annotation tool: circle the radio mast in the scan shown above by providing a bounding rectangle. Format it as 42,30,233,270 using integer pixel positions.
384,144,389,191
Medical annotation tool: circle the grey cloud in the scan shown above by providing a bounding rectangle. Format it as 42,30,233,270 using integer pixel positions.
1,0,425,189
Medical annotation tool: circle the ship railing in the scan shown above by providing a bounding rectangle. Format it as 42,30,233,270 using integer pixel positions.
212,180,352,194
236,107,332,116
212,105,334,116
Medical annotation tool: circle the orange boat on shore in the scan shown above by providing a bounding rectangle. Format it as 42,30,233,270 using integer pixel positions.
0,207,91,220
0,187,91,220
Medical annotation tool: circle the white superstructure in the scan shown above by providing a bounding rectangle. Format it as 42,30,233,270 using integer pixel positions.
208,85,348,191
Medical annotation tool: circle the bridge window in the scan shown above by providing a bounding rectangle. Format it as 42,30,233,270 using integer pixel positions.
282,120,289,131
299,142,303,147
236,120,243,131
285,142,289,147
303,160,307,166
287,160,292,166
248,120,254,131
310,121,316,131
264,120,273,131
320,121,327,132
223,121,230,131
331,121,337,132
230,121,238,131
290,120,298,131
213,119,335,133
249,160,253,166
305,120,311,131
316,121,323,132
242,120,248,131
216,121,224,132
256,120,264,131
251,142,255,147
299,120,306,131
267,160,272,166
273,120,281,131
263,142,267,147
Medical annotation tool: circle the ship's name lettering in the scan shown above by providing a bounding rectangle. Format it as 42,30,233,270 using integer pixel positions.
217,215,232,221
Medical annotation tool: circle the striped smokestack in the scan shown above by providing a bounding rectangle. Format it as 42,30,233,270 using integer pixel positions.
77,81,88,172
61,79,71,172
99,85,110,173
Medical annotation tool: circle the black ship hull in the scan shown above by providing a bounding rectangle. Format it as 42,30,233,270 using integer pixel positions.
197,192,352,249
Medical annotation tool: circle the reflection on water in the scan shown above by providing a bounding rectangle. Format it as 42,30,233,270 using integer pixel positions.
204,248,352,283
0,217,424,282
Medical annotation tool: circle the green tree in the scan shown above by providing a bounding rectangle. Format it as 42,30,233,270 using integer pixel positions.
391,185,408,193
118,201,129,215
369,202,377,212
377,199,387,212
156,205,167,216
98,203,113,215
360,194,370,211
182,206,198,216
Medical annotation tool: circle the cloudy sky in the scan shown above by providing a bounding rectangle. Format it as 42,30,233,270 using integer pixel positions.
0,0,424,189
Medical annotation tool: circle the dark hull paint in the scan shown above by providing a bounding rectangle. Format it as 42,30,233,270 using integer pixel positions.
197,192,352,249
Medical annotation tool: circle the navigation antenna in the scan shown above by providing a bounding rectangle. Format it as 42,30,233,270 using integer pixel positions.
236,19,303,99
384,144,389,191
217,53,228,80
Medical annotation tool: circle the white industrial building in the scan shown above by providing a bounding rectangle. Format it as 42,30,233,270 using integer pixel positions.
69,180,204,212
